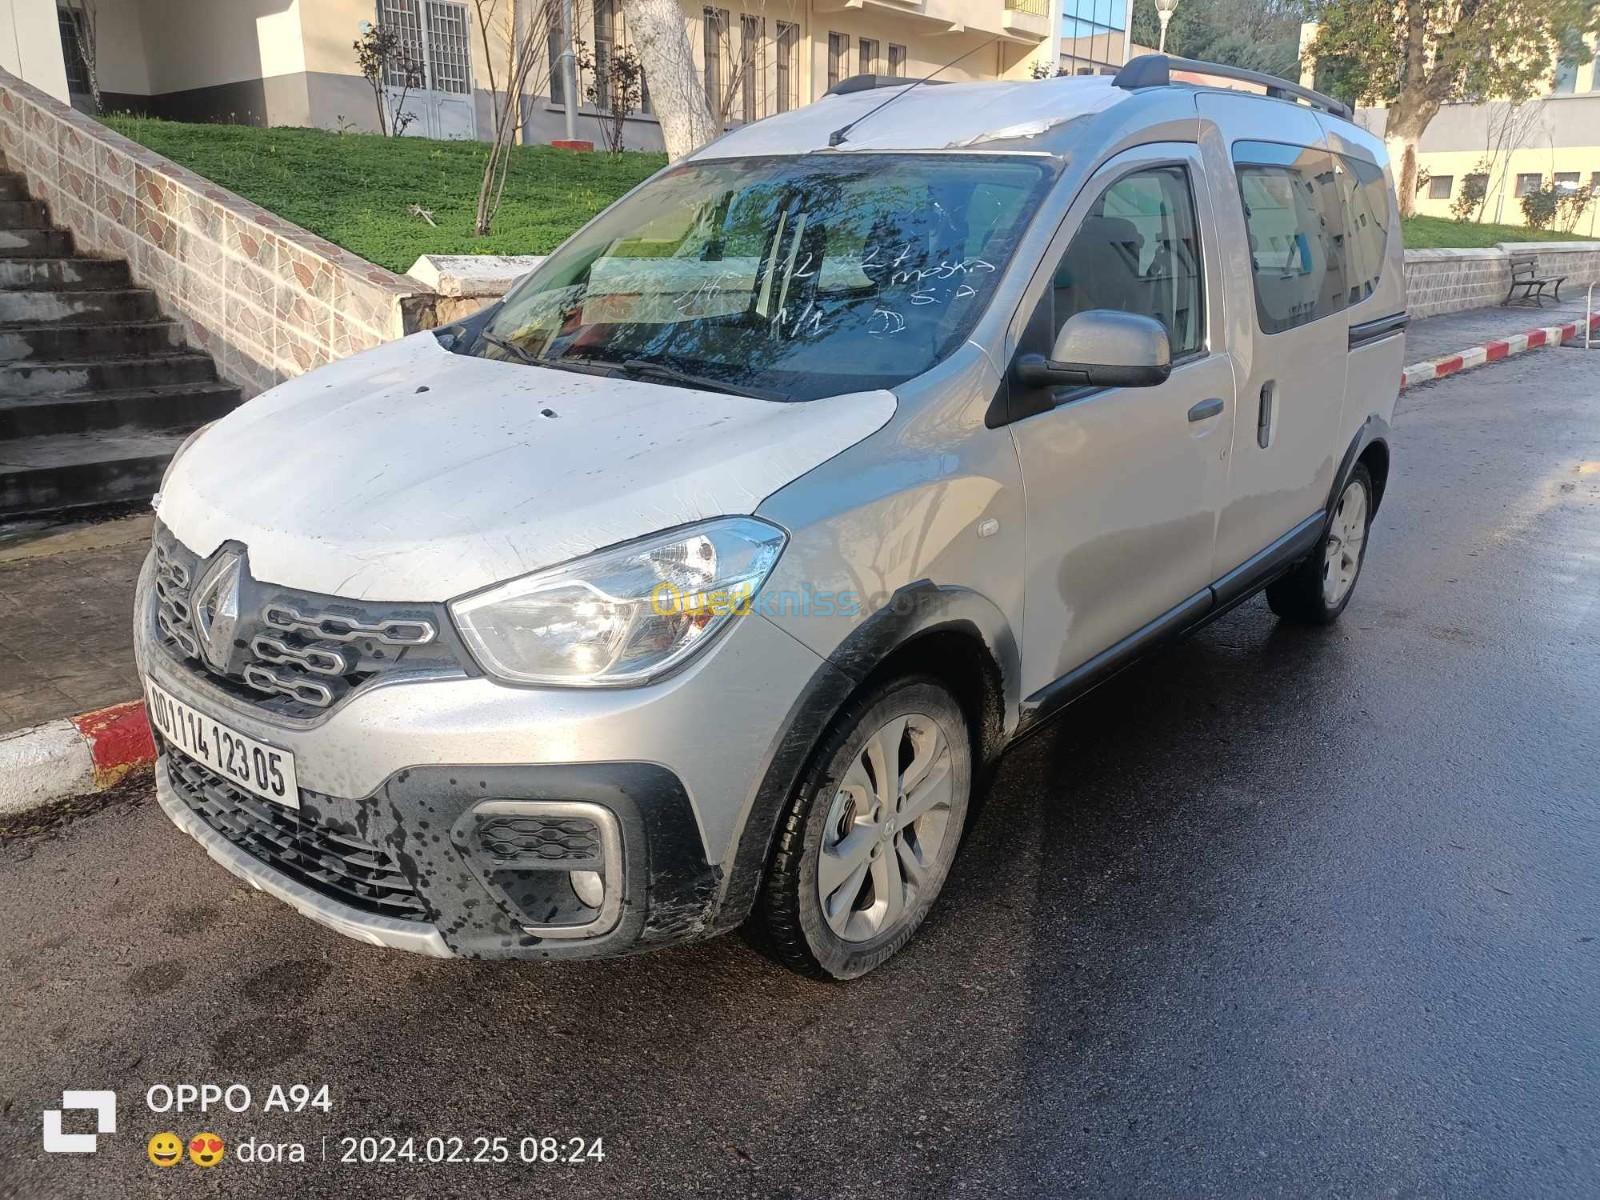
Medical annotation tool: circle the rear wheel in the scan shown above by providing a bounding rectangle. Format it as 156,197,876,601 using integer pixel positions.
757,676,972,980
1267,463,1373,624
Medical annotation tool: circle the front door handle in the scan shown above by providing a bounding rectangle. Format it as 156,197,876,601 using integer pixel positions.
1187,397,1224,422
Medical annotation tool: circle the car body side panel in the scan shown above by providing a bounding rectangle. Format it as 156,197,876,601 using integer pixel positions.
755,343,1026,719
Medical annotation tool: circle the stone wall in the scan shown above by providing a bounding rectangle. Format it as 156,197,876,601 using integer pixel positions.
1404,243,1600,320
0,69,438,398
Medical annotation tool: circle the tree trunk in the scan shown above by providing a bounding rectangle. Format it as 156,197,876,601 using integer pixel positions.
1386,134,1419,218
619,0,718,160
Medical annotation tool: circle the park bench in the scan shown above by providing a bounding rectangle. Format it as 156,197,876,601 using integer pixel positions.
1503,254,1566,307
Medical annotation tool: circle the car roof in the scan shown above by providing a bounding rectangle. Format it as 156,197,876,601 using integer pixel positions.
689,67,1373,163
690,74,1137,159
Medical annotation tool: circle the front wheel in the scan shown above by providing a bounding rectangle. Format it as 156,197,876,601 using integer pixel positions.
756,676,972,980
1267,463,1374,624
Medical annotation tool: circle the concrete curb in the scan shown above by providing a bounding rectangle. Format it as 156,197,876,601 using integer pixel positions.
0,700,154,817
1401,311,1600,390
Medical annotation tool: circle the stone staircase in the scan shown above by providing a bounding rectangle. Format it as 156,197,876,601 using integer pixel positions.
0,161,241,519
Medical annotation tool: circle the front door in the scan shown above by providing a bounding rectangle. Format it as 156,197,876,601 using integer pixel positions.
1008,145,1237,699
380,0,478,140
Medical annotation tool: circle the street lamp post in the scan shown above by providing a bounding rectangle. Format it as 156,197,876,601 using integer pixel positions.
1155,0,1179,53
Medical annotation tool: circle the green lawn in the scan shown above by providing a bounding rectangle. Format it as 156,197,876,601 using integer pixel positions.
1401,214,1597,249
105,117,666,274
96,118,1600,267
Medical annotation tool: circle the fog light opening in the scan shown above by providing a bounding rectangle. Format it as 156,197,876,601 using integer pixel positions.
571,869,605,909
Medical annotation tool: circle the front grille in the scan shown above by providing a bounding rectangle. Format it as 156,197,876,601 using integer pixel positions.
150,522,468,719
165,749,431,923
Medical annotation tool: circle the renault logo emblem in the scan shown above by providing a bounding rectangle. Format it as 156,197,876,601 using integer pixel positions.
191,549,244,671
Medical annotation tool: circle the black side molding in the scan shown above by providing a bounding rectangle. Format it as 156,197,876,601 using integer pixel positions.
1348,312,1408,349
1016,511,1325,738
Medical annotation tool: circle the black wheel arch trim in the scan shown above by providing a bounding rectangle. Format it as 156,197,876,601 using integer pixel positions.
1325,414,1391,538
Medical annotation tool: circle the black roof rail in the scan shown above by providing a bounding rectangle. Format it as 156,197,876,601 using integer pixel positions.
1112,53,1352,120
825,73,943,97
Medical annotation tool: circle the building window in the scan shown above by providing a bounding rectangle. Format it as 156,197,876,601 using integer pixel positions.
594,0,616,109
859,37,879,76
704,7,728,119
1428,175,1453,200
1060,0,1130,76
1515,172,1543,198
775,21,798,112
827,31,848,88
1553,58,1578,95
888,44,907,78
547,25,565,105
57,7,91,94
1554,171,1581,188
740,14,763,124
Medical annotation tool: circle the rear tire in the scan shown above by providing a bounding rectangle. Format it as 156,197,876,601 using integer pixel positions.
756,676,972,981
1267,463,1374,625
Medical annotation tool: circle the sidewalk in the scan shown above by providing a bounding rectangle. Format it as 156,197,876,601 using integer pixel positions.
0,513,148,736
1404,295,1597,365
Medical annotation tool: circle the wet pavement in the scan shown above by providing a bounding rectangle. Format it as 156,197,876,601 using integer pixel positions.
2,345,1599,1199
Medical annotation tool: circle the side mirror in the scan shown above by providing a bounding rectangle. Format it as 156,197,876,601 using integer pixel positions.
1014,310,1173,391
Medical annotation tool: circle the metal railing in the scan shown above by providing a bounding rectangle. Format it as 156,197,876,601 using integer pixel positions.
1006,0,1051,16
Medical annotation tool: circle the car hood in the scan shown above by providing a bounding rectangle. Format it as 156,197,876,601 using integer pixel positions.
157,333,896,602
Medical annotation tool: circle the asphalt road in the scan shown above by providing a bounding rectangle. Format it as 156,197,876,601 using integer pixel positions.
4,346,1600,1199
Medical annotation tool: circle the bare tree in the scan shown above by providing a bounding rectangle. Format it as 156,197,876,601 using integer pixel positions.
706,2,794,128
1479,100,1545,224
355,23,425,136
61,0,101,114
618,0,719,160
470,0,560,235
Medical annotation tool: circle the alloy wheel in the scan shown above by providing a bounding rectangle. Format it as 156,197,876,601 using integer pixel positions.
1322,477,1369,607
817,713,957,943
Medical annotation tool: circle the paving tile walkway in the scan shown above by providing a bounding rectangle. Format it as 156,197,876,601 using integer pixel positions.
0,514,149,735
1405,295,1597,364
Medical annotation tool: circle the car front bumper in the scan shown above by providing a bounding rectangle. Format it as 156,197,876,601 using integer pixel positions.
134,552,828,959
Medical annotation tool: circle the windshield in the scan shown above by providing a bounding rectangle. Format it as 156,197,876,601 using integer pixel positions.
472,154,1054,401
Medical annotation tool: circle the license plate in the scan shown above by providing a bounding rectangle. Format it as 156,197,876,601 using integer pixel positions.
145,678,299,809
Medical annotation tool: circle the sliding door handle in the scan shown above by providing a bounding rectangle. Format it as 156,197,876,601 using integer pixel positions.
1187,397,1224,422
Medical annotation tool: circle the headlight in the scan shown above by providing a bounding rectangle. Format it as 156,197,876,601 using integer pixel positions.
450,517,788,687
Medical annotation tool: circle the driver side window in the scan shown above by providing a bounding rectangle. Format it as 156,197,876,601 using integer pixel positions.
1052,166,1205,357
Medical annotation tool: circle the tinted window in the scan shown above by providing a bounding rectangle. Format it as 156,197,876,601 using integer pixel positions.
475,155,1054,401
1234,141,1390,335
1051,166,1204,356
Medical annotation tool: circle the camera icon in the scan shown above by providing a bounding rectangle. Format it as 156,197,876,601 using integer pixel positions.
41,1090,117,1154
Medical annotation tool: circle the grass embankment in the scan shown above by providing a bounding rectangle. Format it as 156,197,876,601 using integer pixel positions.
1401,214,1597,248
104,116,666,273
100,118,1600,265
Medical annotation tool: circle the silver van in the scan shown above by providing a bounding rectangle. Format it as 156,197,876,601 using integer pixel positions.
136,56,1405,979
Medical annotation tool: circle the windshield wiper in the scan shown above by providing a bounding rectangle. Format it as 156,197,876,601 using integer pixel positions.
478,331,541,367
620,359,773,399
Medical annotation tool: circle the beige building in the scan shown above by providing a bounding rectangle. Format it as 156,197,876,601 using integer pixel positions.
1300,22,1600,234
41,0,1052,150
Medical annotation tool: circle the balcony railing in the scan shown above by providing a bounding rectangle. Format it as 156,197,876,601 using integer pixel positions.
1006,0,1051,16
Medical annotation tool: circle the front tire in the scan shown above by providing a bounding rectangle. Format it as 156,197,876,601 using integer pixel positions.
1267,463,1374,624
756,676,972,980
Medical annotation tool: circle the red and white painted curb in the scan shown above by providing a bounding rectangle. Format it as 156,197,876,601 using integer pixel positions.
0,700,154,817
1401,311,1600,391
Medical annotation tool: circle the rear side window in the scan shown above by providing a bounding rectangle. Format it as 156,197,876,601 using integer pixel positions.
1233,141,1390,335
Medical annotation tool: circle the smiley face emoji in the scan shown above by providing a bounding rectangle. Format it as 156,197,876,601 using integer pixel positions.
188,1132,225,1168
146,1131,183,1168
